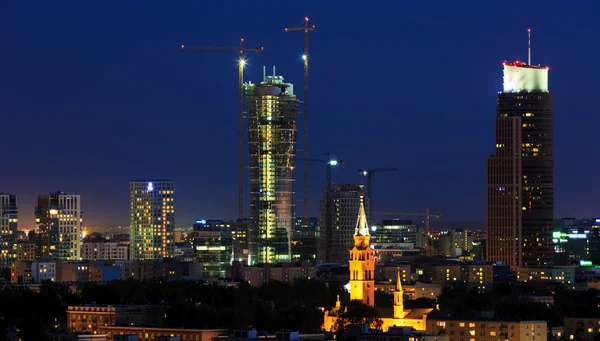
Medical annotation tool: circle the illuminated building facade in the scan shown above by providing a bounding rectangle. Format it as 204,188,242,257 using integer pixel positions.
129,180,175,260
190,221,232,278
245,75,299,265
0,194,18,268
292,217,318,262
35,192,83,260
487,61,553,269
323,197,433,332
319,184,370,263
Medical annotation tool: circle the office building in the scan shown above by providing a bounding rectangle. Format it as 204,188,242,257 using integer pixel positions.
0,194,18,268
486,58,554,269
17,241,36,261
67,305,166,334
81,241,129,260
439,229,474,257
190,221,233,278
292,217,318,262
129,180,175,260
35,192,83,260
318,184,370,263
376,220,420,246
245,75,299,265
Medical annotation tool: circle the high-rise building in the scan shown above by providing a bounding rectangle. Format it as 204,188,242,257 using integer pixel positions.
292,217,318,262
245,75,299,265
190,221,232,278
129,180,175,260
0,194,18,267
34,192,83,260
487,59,553,269
318,184,370,263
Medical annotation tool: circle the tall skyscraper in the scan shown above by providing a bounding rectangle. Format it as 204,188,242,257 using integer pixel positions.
0,194,18,267
487,59,553,269
245,74,299,265
35,192,83,260
318,184,370,263
129,180,175,260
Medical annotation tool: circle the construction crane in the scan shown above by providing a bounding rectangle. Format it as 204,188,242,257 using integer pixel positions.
373,209,441,256
358,168,399,224
285,17,316,230
181,39,263,229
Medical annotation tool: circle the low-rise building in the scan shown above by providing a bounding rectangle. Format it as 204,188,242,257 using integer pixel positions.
98,326,226,341
227,262,316,286
10,260,31,283
564,317,600,341
516,267,575,285
81,241,129,261
67,305,167,334
426,318,547,341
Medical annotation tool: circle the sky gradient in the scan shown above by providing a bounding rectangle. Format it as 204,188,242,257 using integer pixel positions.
1,1,598,230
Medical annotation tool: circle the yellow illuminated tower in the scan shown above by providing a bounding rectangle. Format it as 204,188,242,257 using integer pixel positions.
349,195,375,306
393,270,404,318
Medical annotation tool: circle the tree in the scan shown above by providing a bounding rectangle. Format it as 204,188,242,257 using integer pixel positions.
333,301,382,332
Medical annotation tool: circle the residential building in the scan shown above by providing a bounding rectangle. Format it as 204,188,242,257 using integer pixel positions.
318,184,370,263
245,75,299,265
17,241,36,261
375,265,411,283
81,241,129,260
0,194,18,268
34,192,83,260
427,318,547,341
32,259,56,282
129,180,175,260
564,317,600,341
486,60,554,269
227,261,316,287
10,260,32,283
516,266,574,285
439,229,474,257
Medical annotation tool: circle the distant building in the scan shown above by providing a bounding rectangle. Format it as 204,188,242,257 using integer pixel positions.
67,305,167,334
420,262,493,291
564,317,600,341
439,229,474,257
190,221,233,278
427,318,547,341
129,180,175,260
246,75,299,265
318,184,370,263
16,241,36,261
227,261,316,287
81,241,129,260
34,192,83,260
98,326,226,341
11,260,31,283
516,266,574,285
0,194,18,268
292,217,319,262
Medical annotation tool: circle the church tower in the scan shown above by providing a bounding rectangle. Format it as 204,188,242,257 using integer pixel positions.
393,269,404,319
349,195,375,306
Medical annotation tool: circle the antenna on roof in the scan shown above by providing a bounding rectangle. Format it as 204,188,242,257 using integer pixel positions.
527,28,531,65
273,65,276,76
263,66,266,81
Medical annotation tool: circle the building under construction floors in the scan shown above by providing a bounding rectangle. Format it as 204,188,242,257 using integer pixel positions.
245,74,299,265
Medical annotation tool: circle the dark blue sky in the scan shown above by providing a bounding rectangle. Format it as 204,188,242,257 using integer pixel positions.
1,1,598,230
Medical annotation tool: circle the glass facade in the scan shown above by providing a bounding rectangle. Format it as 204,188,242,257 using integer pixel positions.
245,75,299,265
35,192,82,260
191,223,233,278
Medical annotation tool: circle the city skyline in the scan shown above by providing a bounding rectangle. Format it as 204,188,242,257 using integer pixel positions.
1,2,598,231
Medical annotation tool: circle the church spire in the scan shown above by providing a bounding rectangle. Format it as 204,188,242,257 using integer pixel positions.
354,195,370,237
393,268,404,319
396,270,403,292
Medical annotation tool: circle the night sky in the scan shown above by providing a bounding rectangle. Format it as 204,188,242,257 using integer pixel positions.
1,1,598,230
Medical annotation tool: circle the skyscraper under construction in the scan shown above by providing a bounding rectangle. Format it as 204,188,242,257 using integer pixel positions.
245,74,299,265
486,59,554,269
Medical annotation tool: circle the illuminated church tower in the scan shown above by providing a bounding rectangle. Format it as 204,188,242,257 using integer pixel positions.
349,195,375,306
393,270,404,318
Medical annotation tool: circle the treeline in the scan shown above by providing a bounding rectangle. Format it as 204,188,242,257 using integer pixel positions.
438,283,600,327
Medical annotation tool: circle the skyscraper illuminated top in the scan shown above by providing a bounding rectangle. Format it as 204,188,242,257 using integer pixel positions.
487,57,554,269
245,74,299,265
